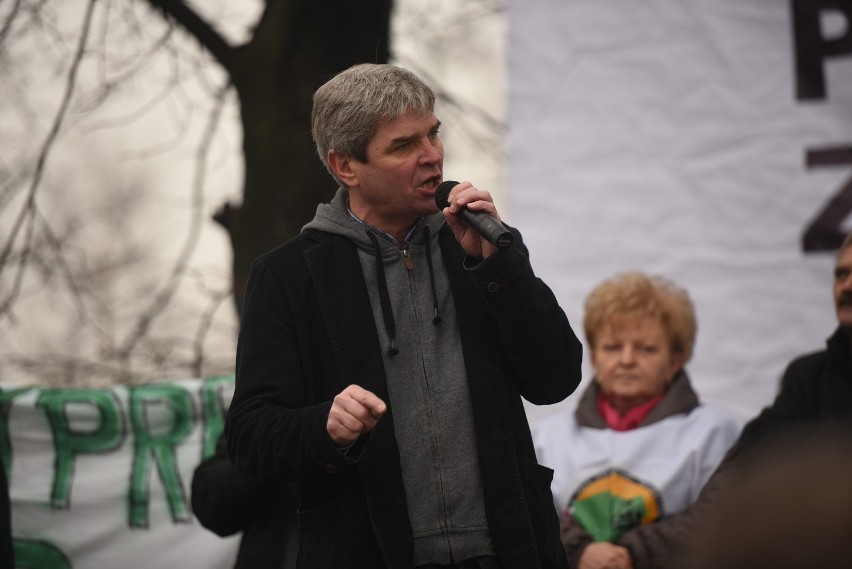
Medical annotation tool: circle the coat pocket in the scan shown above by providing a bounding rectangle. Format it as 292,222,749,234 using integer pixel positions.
524,461,567,569
297,498,346,568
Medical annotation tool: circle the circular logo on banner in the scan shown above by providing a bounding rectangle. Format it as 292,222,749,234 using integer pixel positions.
566,468,664,542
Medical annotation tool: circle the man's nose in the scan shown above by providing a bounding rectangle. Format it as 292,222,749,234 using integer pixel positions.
419,140,442,164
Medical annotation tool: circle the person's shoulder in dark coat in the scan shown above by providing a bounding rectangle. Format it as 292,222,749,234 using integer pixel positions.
191,433,299,569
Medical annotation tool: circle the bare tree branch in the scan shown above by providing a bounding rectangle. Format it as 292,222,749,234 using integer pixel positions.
191,285,231,377
0,0,97,284
145,0,236,71
0,169,25,212
82,23,176,114
0,205,36,321
115,81,230,375
35,208,109,341
0,0,24,47
0,352,126,387
2,0,500,387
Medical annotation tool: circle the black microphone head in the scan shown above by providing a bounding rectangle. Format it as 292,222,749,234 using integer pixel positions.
434,180,459,209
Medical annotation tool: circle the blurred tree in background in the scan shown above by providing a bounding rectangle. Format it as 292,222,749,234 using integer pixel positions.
0,0,503,386
146,0,394,312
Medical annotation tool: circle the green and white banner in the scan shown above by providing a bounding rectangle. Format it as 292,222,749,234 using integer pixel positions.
1,377,239,569
507,0,852,422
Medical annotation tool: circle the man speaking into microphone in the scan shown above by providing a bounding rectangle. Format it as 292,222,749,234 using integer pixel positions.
226,63,582,569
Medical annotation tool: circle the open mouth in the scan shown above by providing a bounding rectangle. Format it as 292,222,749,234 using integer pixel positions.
419,175,441,191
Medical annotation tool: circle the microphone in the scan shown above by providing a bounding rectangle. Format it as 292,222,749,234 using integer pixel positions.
435,181,513,249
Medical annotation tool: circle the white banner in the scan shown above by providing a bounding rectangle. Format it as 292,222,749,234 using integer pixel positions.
508,0,852,423
1,377,239,569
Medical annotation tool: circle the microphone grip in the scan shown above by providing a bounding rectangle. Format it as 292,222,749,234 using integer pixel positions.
457,209,514,250
435,181,514,250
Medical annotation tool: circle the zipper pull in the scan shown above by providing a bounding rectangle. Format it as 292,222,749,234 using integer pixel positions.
401,249,414,270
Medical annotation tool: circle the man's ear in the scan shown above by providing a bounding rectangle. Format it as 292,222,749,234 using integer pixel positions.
328,151,358,188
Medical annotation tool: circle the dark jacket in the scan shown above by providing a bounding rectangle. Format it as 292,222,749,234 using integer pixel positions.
225,223,583,569
0,462,12,569
191,434,298,569
620,328,852,569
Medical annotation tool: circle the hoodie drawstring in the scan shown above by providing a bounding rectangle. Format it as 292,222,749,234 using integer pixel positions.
423,225,443,325
367,231,399,356
366,227,442,357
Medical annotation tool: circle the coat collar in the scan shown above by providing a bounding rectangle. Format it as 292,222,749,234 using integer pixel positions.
575,370,700,429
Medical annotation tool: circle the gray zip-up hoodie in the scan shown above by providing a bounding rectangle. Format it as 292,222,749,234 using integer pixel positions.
302,188,495,566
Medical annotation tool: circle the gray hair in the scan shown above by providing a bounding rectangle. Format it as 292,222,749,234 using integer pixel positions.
311,63,436,186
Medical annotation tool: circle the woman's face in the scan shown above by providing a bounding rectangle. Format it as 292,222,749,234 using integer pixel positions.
591,316,683,413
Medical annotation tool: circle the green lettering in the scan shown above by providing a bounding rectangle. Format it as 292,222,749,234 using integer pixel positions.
36,390,124,508
199,375,234,459
14,538,73,569
128,384,195,527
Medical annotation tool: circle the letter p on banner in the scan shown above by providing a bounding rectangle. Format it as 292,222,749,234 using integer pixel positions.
35,390,124,509
793,0,852,100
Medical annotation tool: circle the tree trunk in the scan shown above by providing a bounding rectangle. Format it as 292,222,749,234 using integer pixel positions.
227,0,392,314
152,0,393,314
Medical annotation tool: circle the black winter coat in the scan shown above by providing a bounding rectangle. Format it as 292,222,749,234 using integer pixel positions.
225,225,582,569
191,434,299,569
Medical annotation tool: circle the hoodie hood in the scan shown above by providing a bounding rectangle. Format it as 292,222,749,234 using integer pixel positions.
303,187,447,355
303,187,446,257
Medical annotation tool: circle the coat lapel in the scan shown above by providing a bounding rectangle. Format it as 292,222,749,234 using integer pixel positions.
302,230,414,566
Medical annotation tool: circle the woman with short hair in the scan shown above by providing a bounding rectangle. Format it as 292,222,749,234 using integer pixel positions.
534,272,740,569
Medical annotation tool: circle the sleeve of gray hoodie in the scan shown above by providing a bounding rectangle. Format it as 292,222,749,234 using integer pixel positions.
465,226,583,405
